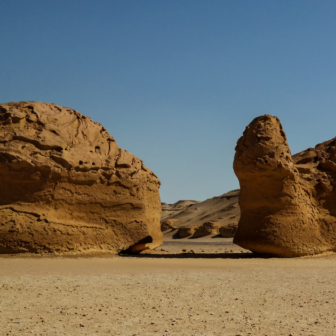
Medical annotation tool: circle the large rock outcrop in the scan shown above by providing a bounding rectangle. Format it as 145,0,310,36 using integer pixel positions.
234,114,336,257
0,101,162,254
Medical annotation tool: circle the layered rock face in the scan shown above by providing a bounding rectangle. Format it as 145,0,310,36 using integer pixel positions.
234,115,336,257
0,101,162,254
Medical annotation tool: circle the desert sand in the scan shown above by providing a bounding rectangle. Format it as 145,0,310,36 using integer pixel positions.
1,238,336,336
1,105,336,336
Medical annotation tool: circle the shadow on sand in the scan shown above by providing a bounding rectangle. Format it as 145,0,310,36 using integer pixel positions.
120,252,262,259
170,230,234,240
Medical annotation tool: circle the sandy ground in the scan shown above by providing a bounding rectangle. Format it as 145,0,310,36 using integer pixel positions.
154,231,249,255
1,239,336,336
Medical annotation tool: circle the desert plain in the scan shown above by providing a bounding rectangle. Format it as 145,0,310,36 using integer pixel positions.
1,235,336,336
2,103,336,336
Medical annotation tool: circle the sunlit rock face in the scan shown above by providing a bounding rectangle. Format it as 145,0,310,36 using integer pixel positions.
0,101,162,254
234,114,336,257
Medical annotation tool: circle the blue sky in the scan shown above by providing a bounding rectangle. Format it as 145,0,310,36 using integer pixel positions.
1,1,336,203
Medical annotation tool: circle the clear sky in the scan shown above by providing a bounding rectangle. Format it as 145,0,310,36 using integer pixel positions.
1,1,336,203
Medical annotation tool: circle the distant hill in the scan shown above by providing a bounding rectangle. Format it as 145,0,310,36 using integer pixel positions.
161,189,240,228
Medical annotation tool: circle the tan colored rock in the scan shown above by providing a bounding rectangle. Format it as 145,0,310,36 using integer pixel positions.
192,221,220,238
0,101,162,254
160,219,178,232
219,224,237,237
178,225,201,238
233,114,336,257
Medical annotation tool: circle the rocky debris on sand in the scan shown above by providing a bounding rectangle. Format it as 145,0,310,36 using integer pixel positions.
234,114,336,257
0,101,162,254
178,225,201,238
192,221,220,238
219,224,237,237
160,219,178,232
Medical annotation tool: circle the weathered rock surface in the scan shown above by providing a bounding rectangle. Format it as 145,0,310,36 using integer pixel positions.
178,225,201,238
219,224,237,237
160,219,178,232
234,114,336,257
0,101,162,254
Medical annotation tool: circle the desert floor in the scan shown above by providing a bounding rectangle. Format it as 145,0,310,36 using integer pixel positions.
1,237,336,336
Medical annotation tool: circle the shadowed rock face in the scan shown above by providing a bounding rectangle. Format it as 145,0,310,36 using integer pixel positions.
0,101,162,254
234,114,336,257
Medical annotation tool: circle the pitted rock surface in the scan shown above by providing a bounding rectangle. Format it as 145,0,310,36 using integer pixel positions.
234,114,336,257
0,101,162,254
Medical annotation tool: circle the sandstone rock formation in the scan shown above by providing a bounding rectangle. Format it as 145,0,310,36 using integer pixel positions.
178,225,201,238
193,221,220,238
0,101,162,254
234,114,336,257
219,224,237,237
161,219,178,232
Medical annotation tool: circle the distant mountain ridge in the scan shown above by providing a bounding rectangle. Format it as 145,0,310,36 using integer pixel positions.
161,189,240,229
